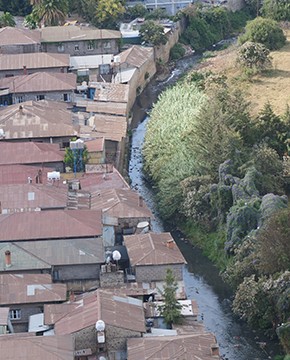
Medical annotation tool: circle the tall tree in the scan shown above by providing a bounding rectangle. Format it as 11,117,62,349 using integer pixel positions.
261,0,290,21
0,12,16,27
31,0,68,26
95,0,125,28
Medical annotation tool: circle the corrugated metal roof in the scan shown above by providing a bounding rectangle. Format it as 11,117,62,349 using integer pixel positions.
0,27,41,46
0,183,67,212
0,165,52,186
52,289,146,335
86,100,128,116
0,274,67,305
0,53,69,71
0,72,76,93
0,209,102,242
124,232,186,266
41,26,121,43
118,46,154,69
85,137,104,152
0,142,64,166
0,100,78,140
70,54,113,70
0,307,9,325
0,334,74,360
127,333,220,360
91,82,129,103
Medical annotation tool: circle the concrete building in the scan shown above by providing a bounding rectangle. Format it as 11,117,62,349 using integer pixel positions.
0,27,41,54
126,0,192,15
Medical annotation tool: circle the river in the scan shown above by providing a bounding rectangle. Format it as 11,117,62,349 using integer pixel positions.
128,54,281,360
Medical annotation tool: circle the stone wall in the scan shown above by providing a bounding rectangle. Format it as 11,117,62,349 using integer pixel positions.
135,264,183,282
54,263,101,282
100,270,124,288
154,22,182,64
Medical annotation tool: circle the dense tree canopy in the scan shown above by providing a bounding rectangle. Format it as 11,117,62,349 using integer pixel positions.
0,0,31,16
139,20,167,46
261,0,290,21
237,41,272,75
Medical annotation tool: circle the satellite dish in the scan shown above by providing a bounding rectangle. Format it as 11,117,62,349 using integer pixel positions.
112,250,121,261
95,320,105,331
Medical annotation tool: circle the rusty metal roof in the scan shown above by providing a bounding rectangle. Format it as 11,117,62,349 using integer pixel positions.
0,209,102,242
86,100,128,116
0,27,41,46
50,289,146,334
118,46,154,69
0,183,67,213
0,100,78,140
85,137,104,152
124,232,186,266
0,307,9,325
91,82,129,103
0,72,76,93
0,142,64,166
127,333,220,360
0,334,74,360
0,53,69,71
90,188,152,219
0,273,67,305
0,165,53,186
41,26,121,43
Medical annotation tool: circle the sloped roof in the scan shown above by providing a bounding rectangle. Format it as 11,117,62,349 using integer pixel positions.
91,82,129,103
0,210,102,242
0,242,51,272
0,183,67,212
0,53,69,71
118,46,154,68
124,232,186,266
0,27,41,46
90,188,152,219
0,72,76,93
41,26,121,42
86,100,127,116
0,165,53,186
0,273,67,305
0,142,64,166
85,137,104,152
49,289,145,334
70,54,113,70
0,334,74,360
0,100,78,140
127,333,220,360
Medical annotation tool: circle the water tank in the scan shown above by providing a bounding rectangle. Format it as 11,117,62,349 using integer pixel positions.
95,320,105,331
136,221,150,234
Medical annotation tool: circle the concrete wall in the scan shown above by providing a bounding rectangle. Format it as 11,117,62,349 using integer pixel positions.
87,150,106,164
9,304,43,333
0,67,68,79
42,39,119,56
135,264,183,282
100,271,124,288
53,263,101,282
0,44,41,54
12,90,75,104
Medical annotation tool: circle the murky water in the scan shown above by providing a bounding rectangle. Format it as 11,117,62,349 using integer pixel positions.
128,55,281,359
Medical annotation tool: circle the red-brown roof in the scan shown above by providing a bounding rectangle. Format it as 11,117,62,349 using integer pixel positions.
0,273,67,305
119,46,154,68
0,27,41,46
0,142,64,166
0,210,102,242
0,165,52,186
124,232,186,266
85,137,104,152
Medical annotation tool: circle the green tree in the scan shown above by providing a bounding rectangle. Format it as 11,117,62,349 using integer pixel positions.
139,20,167,46
244,0,262,17
261,0,290,21
95,0,125,28
31,0,68,26
159,269,183,327
239,17,286,50
0,0,31,16
64,143,89,172
237,41,272,75
0,12,16,27
126,4,147,19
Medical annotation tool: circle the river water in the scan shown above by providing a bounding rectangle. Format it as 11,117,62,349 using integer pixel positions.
128,55,281,360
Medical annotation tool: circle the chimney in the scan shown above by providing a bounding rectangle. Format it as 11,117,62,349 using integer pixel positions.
166,239,175,249
210,344,220,356
23,65,27,75
19,105,23,114
138,195,143,207
38,169,43,184
5,250,11,267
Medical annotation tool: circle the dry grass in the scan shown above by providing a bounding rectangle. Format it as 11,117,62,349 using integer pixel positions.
197,30,290,116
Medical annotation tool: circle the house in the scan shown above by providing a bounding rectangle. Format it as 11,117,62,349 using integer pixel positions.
0,100,78,146
127,333,220,359
125,0,192,15
40,26,121,56
123,232,186,282
0,53,70,78
0,273,67,332
0,165,55,186
85,137,106,164
0,334,75,360
70,54,114,81
0,27,41,54
44,289,146,359
0,72,76,105
0,142,64,170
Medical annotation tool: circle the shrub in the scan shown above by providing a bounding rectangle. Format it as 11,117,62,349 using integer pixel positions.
170,43,186,61
237,41,272,75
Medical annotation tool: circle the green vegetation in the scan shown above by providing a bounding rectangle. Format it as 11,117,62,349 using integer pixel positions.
28,0,68,26
0,0,31,16
170,43,186,61
64,142,89,172
94,0,125,28
261,0,290,21
0,12,16,27
139,20,167,46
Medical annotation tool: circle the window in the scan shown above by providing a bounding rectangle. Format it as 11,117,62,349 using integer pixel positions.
10,309,21,320
57,43,64,52
74,44,79,51
103,41,111,49
63,93,69,102
15,96,24,103
36,95,45,101
87,41,95,50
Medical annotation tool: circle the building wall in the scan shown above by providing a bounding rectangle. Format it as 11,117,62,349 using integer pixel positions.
0,44,41,55
42,39,119,56
100,270,124,288
12,90,75,104
0,67,68,79
87,150,106,164
53,263,101,282
135,264,183,282
9,303,43,333
126,0,191,15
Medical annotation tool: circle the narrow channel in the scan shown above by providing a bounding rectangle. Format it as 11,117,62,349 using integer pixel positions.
128,55,281,360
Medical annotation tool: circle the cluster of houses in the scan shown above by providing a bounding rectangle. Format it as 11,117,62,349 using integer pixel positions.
0,22,220,360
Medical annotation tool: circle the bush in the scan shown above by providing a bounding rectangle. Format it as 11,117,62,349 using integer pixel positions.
170,43,186,61
139,20,167,46
239,17,286,50
261,0,290,22
237,41,272,75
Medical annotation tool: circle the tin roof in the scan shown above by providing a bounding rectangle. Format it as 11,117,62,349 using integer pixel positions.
0,142,64,166
86,100,127,116
118,46,154,68
70,54,114,70
124,232,186,266
91,82,129,103
0,334,74,360
41,26,121,43
0,165,53,186
0,72,76,93
127,333,220,360
0,307,9,325
0,210,102,242
0,100,78,140
0,273,67,305
0,27,41,46
0,183,67,213
85,137,104,152
90,188,152,219
0,53,69,71
49,289,146,334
